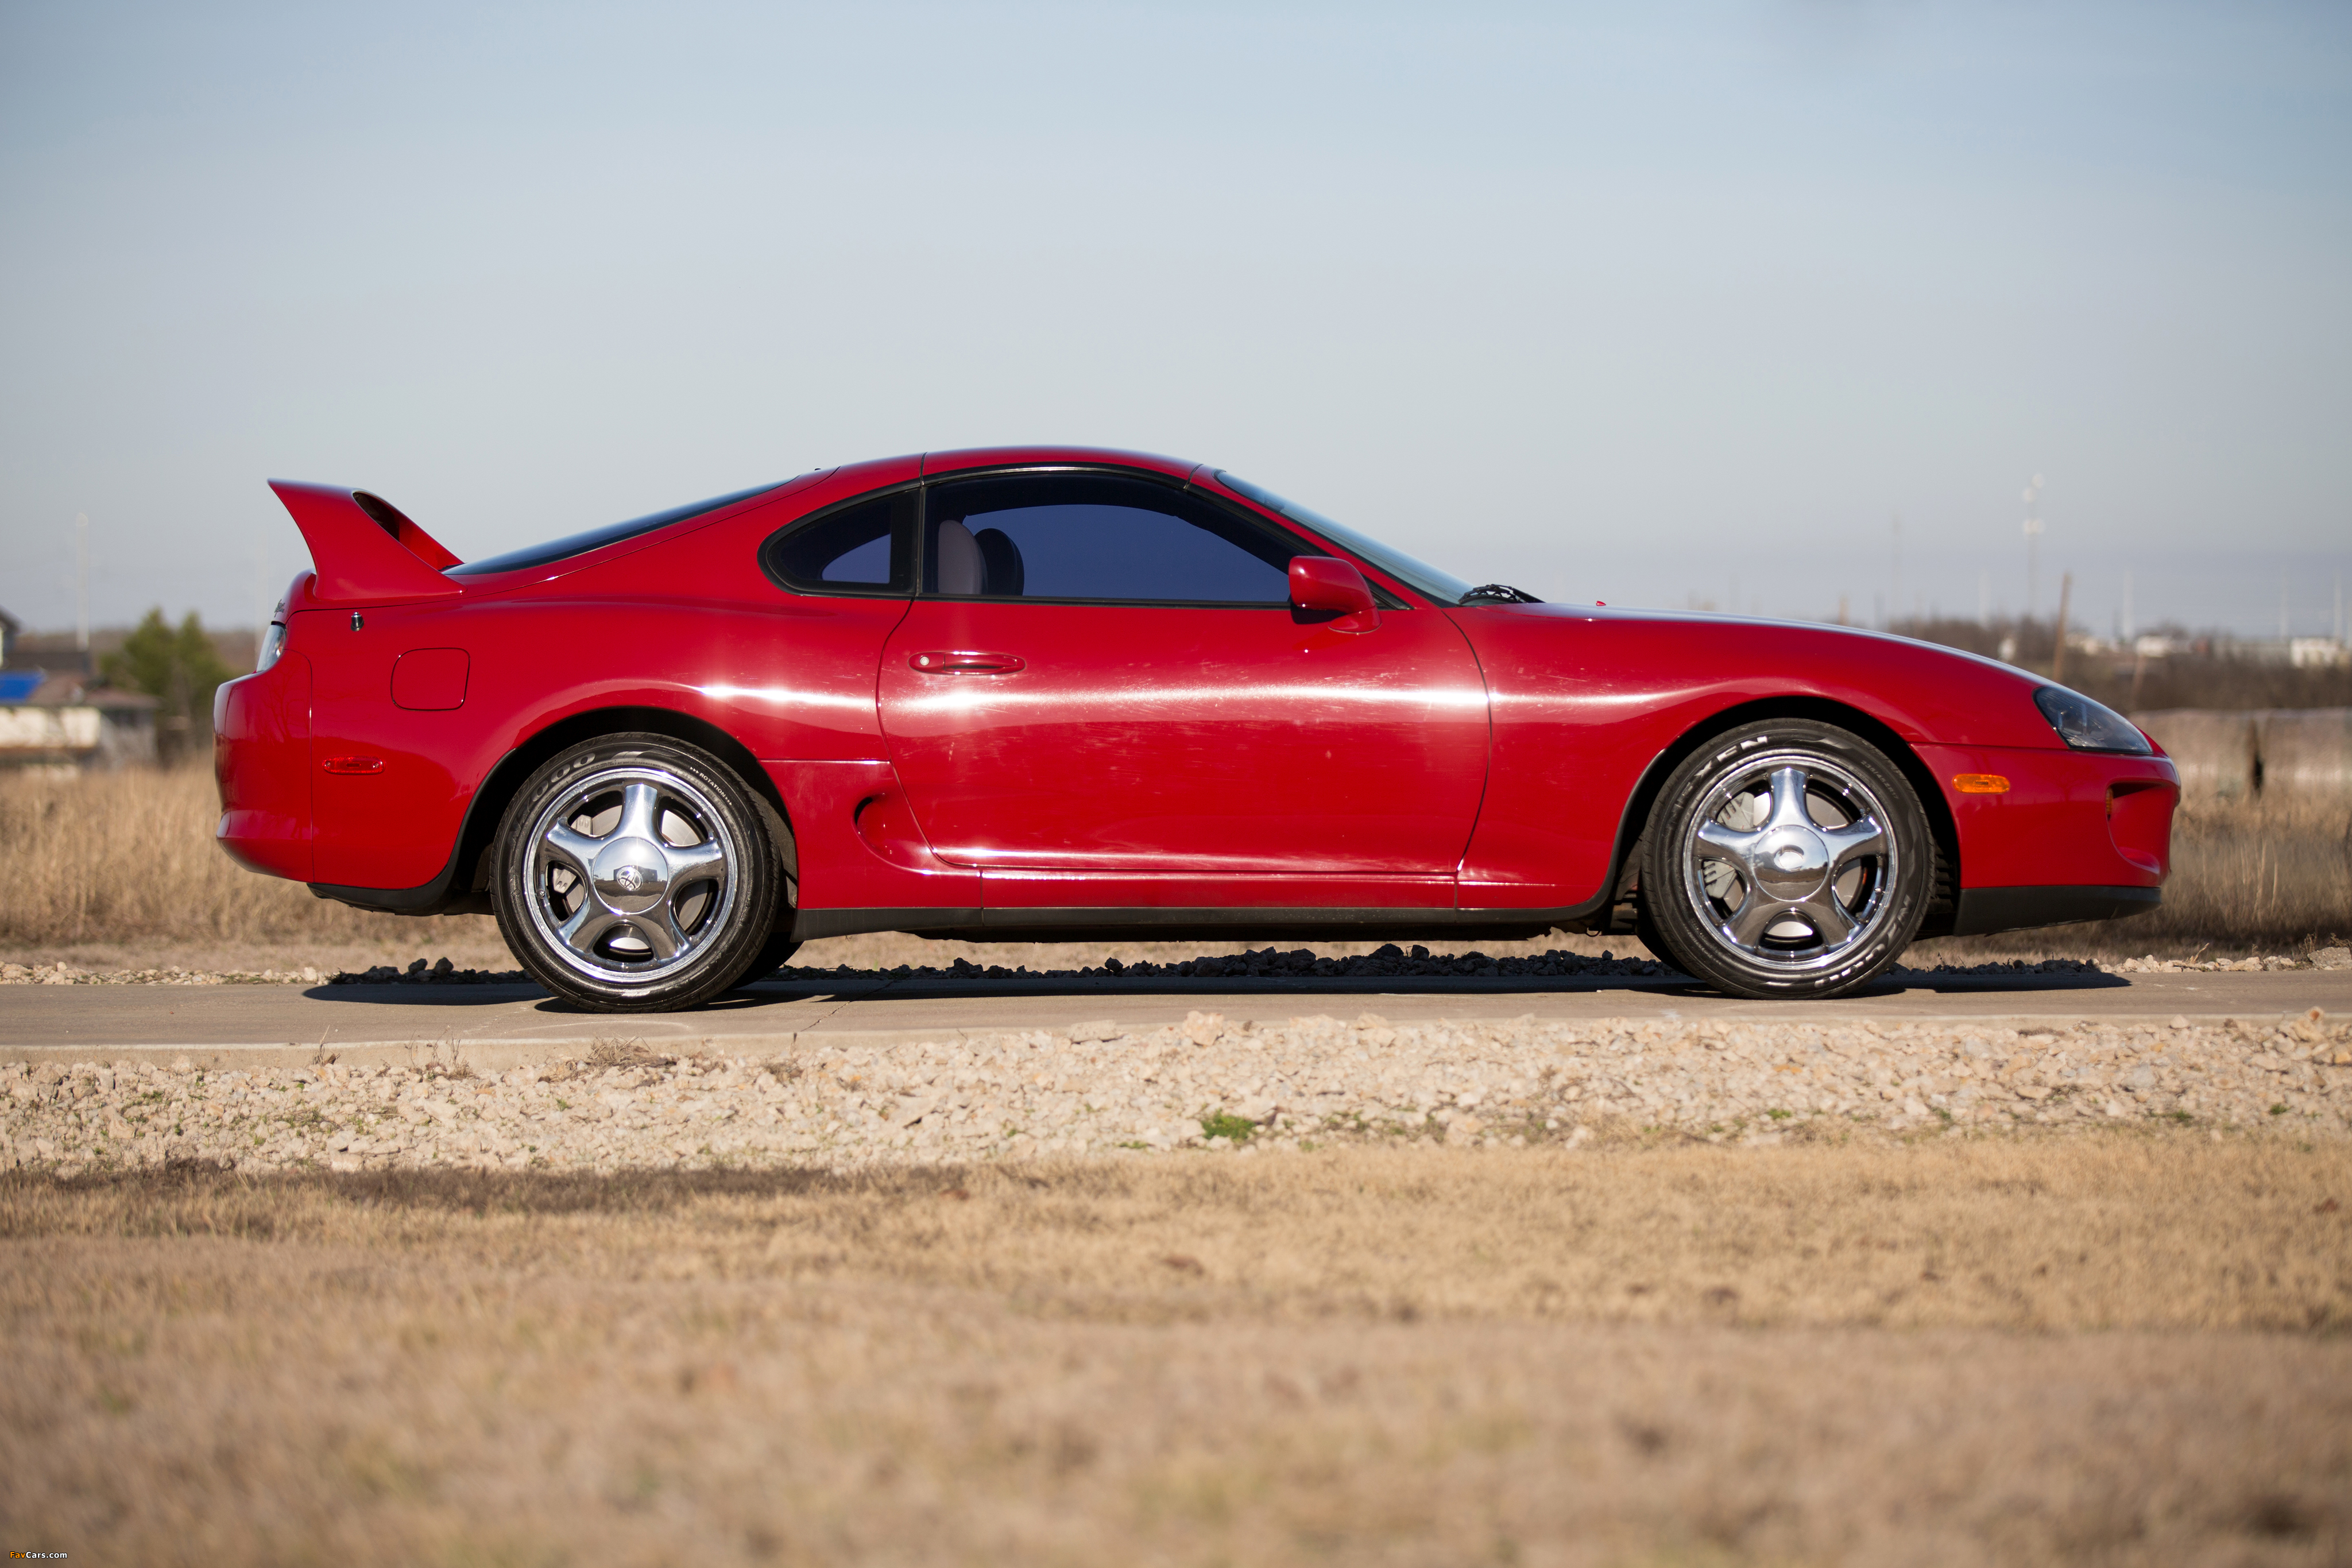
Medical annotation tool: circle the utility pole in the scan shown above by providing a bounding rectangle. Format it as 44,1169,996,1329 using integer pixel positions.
2052,572,2074,682
2122,569,2134,642
2021,474,2044,627
1978,570,1990,628
2280,572,2290,640
1890,512,1902,631
74,512,90,669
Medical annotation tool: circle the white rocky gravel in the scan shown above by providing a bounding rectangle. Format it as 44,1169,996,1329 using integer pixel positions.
2117,949,2346,973
1,960,331,986
5,1008,2348,1176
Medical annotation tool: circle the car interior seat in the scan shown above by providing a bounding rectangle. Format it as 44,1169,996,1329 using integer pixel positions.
934,520,984,595
974,527,1024,596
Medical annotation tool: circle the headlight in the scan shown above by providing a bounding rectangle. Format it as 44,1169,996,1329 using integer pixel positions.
2033,686,2150,754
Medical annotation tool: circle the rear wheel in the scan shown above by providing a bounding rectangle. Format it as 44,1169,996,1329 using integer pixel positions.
492,734,783,1012
1639,719,1929,999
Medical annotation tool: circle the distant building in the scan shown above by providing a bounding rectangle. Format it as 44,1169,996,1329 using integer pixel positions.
0,668,158,771
2219,635,2352,668
8,627,98,677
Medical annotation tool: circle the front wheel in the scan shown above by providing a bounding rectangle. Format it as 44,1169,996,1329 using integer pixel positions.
492,734,784,1012
1639,719,1931,1000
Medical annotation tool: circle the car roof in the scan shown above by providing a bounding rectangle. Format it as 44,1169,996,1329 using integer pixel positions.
918,445,1200,482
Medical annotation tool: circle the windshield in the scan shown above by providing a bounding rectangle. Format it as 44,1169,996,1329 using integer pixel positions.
447,482,782,577
1212,471,1476,606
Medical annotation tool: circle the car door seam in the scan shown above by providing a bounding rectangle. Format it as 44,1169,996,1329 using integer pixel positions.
1440,610,1499,911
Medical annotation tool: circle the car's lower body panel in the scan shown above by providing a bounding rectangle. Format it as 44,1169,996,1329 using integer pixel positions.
1947,883,2163,937
790,905,1576,944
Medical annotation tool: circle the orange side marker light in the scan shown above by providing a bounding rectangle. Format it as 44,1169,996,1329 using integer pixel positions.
1952,773,2010,795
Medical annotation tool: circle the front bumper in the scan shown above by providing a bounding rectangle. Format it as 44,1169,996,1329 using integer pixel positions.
1917,742,2180,927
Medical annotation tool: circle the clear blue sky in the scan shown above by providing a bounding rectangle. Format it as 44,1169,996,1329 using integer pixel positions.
3,1,2347,639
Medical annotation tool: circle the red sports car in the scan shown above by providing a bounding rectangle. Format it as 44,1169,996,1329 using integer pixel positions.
215,446,2177,1012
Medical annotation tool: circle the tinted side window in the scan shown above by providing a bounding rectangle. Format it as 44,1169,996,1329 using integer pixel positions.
922,473,1295,603
763,490,917,595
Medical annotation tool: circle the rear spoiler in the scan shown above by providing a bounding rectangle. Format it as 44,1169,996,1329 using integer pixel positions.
268,481,462,606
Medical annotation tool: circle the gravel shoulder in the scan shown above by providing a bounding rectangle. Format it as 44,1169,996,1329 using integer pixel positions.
7,1002,2347,1177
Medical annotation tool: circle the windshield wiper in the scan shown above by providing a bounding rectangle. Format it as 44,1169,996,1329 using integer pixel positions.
1457,583,1542,604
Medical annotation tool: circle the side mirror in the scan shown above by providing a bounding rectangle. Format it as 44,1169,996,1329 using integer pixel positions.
1288,556,1379,632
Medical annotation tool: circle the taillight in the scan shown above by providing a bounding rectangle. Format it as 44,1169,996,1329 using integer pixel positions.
256,598,288,672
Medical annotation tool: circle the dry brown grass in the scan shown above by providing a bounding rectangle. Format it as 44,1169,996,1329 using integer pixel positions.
2142,794,2352,947
5,1136,2350,1565
0,763,502,955
5,764,2346,966
1925,793,2352,959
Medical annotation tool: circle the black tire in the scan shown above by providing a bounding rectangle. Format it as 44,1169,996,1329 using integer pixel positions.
742,927,803,982
1639,719,1930,1000
492,734,784,1012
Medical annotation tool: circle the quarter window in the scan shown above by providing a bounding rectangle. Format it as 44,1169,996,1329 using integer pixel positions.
762,490,917,595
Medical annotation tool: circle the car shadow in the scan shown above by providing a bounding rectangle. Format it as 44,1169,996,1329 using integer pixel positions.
300,983,549,1007
296,963,2130,1012
719,965,2131,1007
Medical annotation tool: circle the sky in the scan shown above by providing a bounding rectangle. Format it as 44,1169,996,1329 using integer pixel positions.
3,0,2348,641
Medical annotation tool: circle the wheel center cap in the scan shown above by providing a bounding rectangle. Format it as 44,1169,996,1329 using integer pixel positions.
1752,827,1830,899
591,837,670,913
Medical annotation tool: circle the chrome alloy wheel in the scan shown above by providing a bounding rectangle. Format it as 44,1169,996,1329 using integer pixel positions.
520,764,740,985
1678,752,1897,974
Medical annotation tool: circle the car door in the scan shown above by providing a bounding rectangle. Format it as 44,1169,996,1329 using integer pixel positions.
874,467,1490,909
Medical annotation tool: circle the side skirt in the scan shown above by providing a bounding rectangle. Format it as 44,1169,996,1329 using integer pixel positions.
792,904,1604,944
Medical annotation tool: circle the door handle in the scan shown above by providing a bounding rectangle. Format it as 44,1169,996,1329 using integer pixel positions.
909,651,1026,675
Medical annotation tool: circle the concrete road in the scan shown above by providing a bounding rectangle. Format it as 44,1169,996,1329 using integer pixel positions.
3,967,2347,1070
